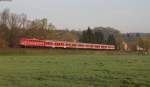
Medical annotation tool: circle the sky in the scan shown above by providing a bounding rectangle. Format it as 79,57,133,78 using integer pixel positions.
0,0,150,33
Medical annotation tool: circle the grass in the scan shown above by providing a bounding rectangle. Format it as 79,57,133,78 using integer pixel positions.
0,51,150,87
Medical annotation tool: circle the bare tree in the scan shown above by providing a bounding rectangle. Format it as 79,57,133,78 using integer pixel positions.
20,14,28,29
0,8,9,25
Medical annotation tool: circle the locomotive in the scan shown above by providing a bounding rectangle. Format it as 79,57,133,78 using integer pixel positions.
19,38,115,50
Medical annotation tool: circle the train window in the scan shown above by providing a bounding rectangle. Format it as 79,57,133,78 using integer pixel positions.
56,43,59,45
95,45,100,48
61,43,64,45
66,43,71,46
101,46,105,48
72,44,76,46
59,43,62,46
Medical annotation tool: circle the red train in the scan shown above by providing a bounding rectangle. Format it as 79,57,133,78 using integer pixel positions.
19,38,115,50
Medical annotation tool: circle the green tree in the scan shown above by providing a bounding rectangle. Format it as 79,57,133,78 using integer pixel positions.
137,37,144,48
80,27,95,43
142,38,150,52
94,30,104,44
80,30,87,43
86,27,95,43
107,34,116,45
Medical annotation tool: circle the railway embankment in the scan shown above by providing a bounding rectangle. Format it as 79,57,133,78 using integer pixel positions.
0,48,149,56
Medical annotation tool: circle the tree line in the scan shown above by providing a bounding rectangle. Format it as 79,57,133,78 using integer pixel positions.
0,9,78,48
0,9,150,53
0,9,122,48
79,27,116,45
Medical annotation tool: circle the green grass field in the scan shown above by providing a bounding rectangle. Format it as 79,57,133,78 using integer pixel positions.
0,54,150,87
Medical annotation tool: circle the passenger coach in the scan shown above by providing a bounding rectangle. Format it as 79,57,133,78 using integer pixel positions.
19,38,115,50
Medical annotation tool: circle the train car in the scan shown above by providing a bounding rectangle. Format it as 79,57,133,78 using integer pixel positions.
20,38,46,47
19,38,115,50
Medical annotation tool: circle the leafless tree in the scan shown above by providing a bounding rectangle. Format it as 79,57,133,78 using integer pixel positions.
0,8,9,25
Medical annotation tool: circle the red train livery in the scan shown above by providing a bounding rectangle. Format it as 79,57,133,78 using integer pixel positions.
19,38,115,50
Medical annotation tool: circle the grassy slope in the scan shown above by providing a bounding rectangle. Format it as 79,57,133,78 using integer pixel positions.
0,55,150,87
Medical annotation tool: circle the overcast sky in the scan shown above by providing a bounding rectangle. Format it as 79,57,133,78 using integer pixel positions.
0,0,150,33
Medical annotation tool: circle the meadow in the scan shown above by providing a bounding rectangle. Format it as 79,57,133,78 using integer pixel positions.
0,49,150,87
